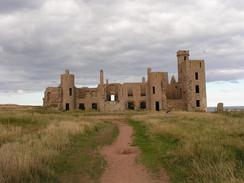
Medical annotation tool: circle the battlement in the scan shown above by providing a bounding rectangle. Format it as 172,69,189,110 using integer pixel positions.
177,50,190,57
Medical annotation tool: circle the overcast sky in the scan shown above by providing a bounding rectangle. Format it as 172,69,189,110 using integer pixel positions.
0,0,244,106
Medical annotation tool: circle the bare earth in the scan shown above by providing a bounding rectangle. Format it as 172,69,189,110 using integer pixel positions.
100,122,169,183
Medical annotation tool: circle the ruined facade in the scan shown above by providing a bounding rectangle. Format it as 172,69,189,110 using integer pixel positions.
43,50,207,112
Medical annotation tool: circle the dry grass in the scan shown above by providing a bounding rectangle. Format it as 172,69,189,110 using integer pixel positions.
0,107,98,183
131,111,244,183
0,125,22,144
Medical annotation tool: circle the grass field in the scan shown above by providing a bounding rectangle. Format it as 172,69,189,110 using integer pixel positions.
1,105,244,183
130,111,244,183
0,106,118,183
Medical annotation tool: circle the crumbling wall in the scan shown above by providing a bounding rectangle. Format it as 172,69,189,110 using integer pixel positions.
217,103,224,112
167,99,186,111
104,101,125,112
43,87,61,108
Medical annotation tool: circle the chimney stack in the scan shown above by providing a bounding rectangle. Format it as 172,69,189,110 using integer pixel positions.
100,69,104,85
65,69,70,75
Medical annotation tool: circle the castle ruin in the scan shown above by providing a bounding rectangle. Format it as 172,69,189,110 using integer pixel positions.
43,50,207,112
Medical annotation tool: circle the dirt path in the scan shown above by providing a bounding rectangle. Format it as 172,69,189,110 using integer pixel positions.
100,122,169,183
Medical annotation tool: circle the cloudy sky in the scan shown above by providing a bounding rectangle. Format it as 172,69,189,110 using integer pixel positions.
0,0,244,106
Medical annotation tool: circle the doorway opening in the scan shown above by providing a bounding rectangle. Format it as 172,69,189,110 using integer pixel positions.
155,101,160,111
140,101,146,109
127,102,135,110
196,100,200,107
79,103,85,110
65,103,70,111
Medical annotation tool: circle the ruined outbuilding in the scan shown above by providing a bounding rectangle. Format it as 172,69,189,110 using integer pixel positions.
43,50,207,112
217,103,224,112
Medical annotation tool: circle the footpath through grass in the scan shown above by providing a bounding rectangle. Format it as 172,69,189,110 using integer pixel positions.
129,119,179,173
51,122,119,183
129,112,244,183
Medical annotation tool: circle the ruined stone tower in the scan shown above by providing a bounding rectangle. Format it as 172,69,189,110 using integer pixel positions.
177,50,207,111
147,68,168,111
43,50,207,112
60,70,75,110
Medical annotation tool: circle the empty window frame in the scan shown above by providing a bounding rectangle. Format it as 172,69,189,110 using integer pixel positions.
69,88,72,96
196,100,200,107
110,94,115,101
195,72,199,80
92,103,97,110
195,85,200,93
153,86,156,94
184,56,187,60
91,91,97,98
140,86,146,96
128,88,133,97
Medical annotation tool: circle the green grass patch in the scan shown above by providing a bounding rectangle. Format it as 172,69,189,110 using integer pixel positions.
129,119,179,173
0,116,42,127
129,112,244,183
49,122,119,183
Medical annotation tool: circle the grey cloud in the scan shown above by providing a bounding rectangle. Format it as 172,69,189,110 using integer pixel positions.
0,0,244,93
207,69,244,82
0,0,45,14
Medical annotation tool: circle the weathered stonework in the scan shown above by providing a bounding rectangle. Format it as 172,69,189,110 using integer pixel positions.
217,103,224,112
43,50,207,112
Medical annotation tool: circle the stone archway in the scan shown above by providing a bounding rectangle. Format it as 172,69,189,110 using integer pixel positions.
106,84,120,102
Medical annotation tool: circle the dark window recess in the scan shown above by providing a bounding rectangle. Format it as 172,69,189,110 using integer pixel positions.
153,86,156,94
69,88,72,96
140,102,146,109
195,85,200,93
128,88,133,97
79,103,85,110
195,72,199,80
107,94,111,101
196,100,200,107
141,92,146,97
128,102,134,110
184,56,187,60
92,103,97,110
65,103,70,111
